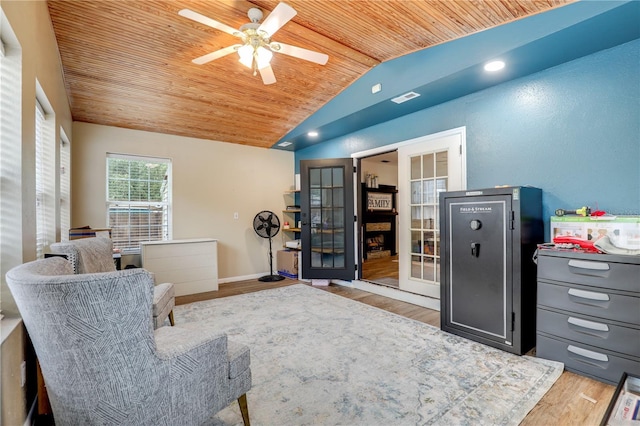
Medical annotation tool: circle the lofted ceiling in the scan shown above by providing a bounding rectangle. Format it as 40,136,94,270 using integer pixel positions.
46,0,575,150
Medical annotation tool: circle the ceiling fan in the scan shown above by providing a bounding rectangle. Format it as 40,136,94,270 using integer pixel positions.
179,2,329,85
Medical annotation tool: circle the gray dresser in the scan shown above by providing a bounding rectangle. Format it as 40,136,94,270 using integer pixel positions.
536,249,640,384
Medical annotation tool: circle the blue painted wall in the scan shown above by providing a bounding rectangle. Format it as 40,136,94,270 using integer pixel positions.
295,39,640,239
280,1,631,145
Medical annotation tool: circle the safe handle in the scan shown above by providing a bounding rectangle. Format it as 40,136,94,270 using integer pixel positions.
471,242,480,257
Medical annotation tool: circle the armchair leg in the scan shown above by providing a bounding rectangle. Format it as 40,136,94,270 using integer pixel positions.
238,394,250,426
168,310,175,326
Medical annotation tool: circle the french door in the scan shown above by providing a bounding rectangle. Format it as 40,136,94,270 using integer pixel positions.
300,158,357,280
300,128,465,290
397,129,465,299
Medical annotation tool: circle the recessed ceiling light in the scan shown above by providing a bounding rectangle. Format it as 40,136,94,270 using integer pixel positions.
277,141,292,147
307,131,319,137
484,60,505,72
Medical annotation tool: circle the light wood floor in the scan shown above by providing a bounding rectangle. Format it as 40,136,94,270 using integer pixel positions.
178,279,616,425
362,254,399,282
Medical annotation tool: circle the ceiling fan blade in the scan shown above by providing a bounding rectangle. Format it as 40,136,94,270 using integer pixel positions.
258,2,297,37
273,42,329,65
178,9,239,37
192,44,241,65
259,65,277,85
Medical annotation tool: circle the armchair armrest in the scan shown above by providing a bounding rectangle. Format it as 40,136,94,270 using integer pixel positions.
154,325,228,363
154,325,236,420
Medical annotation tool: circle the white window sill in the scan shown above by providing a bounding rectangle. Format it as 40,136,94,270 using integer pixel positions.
120,249,141,256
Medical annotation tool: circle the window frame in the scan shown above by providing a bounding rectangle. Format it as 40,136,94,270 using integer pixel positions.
59,130,71,240
106,153,172,254
35,98,56,259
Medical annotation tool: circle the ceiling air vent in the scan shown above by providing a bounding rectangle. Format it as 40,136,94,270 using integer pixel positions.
391,91,421,104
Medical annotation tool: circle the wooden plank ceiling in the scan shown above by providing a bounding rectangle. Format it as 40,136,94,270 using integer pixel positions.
47,0,572,149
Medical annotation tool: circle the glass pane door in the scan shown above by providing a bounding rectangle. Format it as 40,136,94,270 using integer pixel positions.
397,127,465,299
409,151,447,284
300,158,355,280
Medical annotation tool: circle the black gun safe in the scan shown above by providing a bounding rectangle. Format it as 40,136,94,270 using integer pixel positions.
440,186,543,355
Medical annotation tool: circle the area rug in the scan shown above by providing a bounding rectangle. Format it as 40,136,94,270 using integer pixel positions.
175,284,563,425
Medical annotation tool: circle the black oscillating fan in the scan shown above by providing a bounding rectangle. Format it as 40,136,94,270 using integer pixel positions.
253,210,285,282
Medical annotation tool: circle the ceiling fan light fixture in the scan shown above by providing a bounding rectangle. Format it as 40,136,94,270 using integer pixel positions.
180,3,328,85
238,44,254,68
238,43,272,70
256,46,273,69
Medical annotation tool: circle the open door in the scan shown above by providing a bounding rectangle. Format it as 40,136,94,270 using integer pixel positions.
397,128,466,299
300,158,357,280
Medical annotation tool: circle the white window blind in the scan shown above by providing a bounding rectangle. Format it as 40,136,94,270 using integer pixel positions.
35,99,55,258
1,25,24,313
60,134,71,240
106,154,171,253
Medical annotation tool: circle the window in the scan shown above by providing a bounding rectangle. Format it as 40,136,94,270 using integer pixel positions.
1,29,23,312
59,131,71,240
35,98,55,259
106,154,171,253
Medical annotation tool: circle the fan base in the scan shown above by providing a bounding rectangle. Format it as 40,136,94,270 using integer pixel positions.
259,274,285,282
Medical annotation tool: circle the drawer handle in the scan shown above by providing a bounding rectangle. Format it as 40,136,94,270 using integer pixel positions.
567,259,610,271
568,288,610,301
568,317,609,332
567,345,609,362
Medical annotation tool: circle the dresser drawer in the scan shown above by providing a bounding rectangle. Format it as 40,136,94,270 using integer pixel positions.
537,333,640,384
537,253,639,293
537,308,640,357
538,281,640,324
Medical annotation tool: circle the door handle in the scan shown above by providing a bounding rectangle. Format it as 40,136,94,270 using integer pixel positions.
471,242,480,257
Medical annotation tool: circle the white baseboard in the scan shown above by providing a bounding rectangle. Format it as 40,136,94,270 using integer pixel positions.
333,279,441,311
218,272,271,284
219,272,309,284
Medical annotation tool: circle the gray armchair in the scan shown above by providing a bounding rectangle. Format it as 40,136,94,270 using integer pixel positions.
6,257,251,425
50,237,175,328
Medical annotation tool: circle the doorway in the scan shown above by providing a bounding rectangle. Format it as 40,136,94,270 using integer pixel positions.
360,151,399,288
299,127,466,309
352,127,466,308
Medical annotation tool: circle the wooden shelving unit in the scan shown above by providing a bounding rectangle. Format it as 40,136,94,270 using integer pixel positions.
282,190,301,250
361,183,397,260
